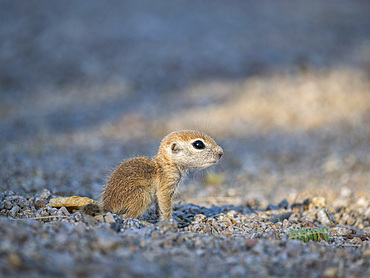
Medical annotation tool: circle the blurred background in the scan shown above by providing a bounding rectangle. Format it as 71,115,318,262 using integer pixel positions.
1,0,369,208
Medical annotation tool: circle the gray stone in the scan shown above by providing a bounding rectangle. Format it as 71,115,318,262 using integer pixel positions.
9,205,20,218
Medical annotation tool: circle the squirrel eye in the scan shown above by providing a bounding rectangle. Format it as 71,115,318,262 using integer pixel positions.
192,140,205,150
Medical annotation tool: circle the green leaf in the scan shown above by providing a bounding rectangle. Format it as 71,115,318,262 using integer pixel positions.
290,230,299,240
299,228,308,242
309,229,318,241
289,227,330,242
290,230,295,239
324,233,329,241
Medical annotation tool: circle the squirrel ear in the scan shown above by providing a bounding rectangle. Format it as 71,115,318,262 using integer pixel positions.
171,143,179,153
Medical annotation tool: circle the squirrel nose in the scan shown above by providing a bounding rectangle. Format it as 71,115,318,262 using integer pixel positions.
217,147,223,159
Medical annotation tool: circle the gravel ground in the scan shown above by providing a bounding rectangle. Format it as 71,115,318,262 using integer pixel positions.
0,190,369,277
1,1,370,277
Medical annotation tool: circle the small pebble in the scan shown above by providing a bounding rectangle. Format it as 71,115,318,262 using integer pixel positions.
104,212,116,224
331,226,353,235
309,196,326,210
266,204,279,211
57,206,70,216
8,253,22,267
316,209,336,226
9,205,20,218
34,199,46,210
39,189,51,200
278,199,289,209
323,267,337,278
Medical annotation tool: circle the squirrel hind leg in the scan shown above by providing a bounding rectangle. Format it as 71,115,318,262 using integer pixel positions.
121,187,153,219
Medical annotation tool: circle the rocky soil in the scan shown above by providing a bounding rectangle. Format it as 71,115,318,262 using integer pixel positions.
1,1,370,277
1,189,369,278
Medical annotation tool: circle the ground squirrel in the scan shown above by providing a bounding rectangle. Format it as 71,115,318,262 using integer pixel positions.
98,130,223,220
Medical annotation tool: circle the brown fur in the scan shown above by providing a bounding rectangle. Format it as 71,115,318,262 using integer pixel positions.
82,203,102,216
101,130,223,220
